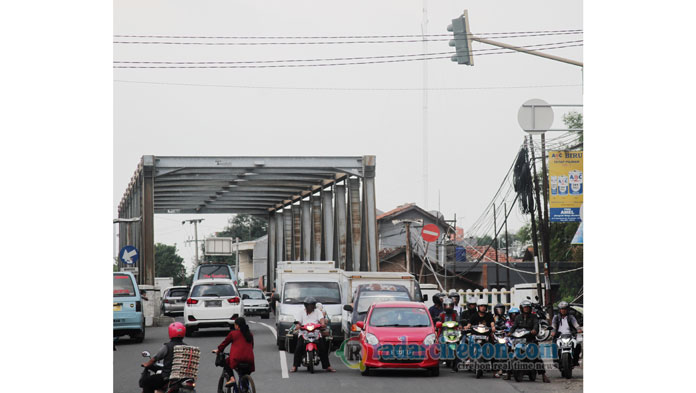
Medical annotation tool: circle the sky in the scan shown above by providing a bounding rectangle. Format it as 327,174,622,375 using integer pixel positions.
113,0,583,273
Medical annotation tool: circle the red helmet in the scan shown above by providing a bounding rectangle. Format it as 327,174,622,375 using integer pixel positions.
168,322,186,339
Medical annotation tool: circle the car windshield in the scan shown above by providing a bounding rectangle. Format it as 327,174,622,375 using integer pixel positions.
357,291,411,314
198,265,232,279
168,289,189,298
191,284,237,298
240,290,265,300
283,282,341,304
369,307,431,327
113,274,136,297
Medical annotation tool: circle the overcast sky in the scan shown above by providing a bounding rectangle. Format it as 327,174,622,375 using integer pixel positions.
114,0,583,273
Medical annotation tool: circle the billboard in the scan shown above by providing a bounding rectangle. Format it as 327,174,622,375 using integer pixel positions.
549,151,583,222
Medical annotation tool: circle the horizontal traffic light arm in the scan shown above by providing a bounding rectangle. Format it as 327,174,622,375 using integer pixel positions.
472,36,583,67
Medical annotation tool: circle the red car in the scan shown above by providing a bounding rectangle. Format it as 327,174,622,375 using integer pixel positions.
356,301,441,376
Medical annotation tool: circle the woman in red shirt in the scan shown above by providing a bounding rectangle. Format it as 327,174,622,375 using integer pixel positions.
213,317,255,387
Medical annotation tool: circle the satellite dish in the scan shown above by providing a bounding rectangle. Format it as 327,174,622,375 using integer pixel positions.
518,98,554,135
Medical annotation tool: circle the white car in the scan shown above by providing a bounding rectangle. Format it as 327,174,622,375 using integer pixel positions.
183,279,244,336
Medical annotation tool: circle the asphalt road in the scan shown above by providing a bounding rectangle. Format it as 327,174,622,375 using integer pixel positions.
114,315,582,393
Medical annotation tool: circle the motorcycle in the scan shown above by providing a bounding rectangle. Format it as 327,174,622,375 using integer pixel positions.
469,324,492,379
140,351,197,393
508,328,537,382
556,333,578,379
440,320,462,372
297,322,323,373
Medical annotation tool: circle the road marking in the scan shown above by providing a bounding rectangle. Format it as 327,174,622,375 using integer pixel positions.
249,320,289,378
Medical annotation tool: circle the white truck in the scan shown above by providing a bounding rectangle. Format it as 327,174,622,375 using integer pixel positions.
273,261,346,350
339,271,426,338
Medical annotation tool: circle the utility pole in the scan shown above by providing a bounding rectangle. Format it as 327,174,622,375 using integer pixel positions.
540,134,553,315
182,218,204,266
235,237,240,283
504,202,511,289
392,219,423,275
494,204,500,289
526,137,544,303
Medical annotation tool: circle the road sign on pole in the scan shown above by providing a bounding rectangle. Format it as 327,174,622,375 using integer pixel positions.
421,224,440,243
518,98,554,135
119,245,139,266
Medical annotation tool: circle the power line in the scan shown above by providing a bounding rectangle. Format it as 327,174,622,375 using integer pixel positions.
113,29,582,40
114,79,582,91
113,32,582,45
114,40,582,65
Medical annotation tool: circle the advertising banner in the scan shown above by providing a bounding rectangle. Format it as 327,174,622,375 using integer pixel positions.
549,151,583,222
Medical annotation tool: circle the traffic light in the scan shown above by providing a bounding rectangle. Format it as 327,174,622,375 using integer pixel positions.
447,10,474,65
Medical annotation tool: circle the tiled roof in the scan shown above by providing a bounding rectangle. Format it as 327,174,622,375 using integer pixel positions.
465,246,522,263
377,203,417,221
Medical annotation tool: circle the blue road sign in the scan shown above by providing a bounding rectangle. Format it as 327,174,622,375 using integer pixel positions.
119,245,139,265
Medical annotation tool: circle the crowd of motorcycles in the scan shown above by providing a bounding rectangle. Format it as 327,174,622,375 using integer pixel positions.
436,294,580,382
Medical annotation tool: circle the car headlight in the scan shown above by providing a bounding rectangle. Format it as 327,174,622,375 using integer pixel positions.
330,314,342,323
278,314,295,323
366,333,379,346
423,333,436,346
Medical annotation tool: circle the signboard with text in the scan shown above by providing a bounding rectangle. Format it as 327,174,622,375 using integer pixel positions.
549,150,583,222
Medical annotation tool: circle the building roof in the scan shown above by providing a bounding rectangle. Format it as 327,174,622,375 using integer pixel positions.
465,246,522,263
377,203,453,231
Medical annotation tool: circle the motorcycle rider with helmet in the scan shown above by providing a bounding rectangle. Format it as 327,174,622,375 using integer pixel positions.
290,296,336,373
551,301,583,366
465,299,496,334
429,292,445,320
448,290,463,315
459,295,479,326
439,297,459,323
493,303,507,330
506,307,520,330
140,322,188,393
508,300,550,383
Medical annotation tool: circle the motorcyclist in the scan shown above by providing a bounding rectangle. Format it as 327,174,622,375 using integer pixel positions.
505,307,520,330
459,295,478,325
428,292,444,320
212,317,255,388
448,290,463,314
508,300,550,383
290,296,336,373
438,297,459,323
493,303,507,330
465,299,496,333
140,322,188,393
551,301,583,366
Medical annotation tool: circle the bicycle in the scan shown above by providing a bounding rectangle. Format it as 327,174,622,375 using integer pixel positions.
215,352,256,393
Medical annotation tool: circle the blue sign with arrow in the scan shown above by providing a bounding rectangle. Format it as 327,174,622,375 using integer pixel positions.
119,245,139,265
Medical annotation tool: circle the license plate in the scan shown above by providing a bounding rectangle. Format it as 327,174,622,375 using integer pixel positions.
205,300,222,307
113,304,122,311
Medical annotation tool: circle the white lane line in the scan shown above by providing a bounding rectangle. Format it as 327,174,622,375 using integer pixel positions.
249,320,289,379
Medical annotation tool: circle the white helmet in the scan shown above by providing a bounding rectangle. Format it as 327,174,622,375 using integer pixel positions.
476,298,488,307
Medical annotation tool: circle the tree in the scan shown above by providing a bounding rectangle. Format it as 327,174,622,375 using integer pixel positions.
217,214,268,242
155,243,187,285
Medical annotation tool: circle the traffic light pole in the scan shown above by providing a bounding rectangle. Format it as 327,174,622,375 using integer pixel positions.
471,36,583,67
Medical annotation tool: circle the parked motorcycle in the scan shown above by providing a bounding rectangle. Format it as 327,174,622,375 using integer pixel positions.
297,322,323,373
140,351,197,393
508,329,537,382
556,333,578,379
469,324,492,379
440,320,463,372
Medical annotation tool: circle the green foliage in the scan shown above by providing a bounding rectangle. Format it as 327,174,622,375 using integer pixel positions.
113,258,119,272
217,214,268,242
155,243,187,285
515,224,532,243
562,111,583,145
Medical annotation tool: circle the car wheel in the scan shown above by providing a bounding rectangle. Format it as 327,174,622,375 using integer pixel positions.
261,313,270,320
185,326,196,337
361,366,371,376
429,366,440,377
132,322,145,343
277,336,286,351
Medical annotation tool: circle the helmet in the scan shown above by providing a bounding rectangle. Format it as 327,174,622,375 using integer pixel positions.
466,296,477,306
508,307,520,315
442,297,454,310
493,303,505,316
476,299,488,311
448,290,460,303
168,322,186,339
520,300,532,312
433,293,445,306
558,301,569,310
303,296,317,306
